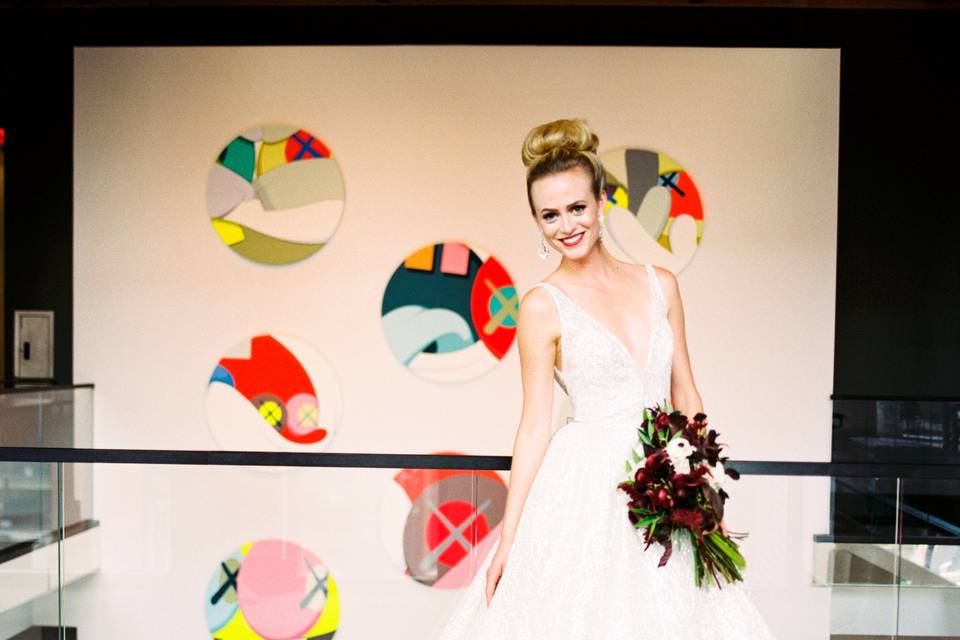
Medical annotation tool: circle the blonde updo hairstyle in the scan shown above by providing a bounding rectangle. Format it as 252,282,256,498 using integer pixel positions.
521,118,605,215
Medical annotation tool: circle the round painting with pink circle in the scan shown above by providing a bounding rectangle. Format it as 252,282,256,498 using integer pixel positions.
207,124,345,265
205,539,339,639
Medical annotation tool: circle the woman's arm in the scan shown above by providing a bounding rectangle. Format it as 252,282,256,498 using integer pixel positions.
496,286,558,552
657,267,728,534
485,286,558,604
656,266,704,418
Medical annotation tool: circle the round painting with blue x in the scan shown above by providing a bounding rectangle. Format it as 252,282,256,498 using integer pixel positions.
206,123,345,265
204,539,339,639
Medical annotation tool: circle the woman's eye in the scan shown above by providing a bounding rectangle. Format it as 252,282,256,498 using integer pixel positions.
573,205,586,213
544,213,557,221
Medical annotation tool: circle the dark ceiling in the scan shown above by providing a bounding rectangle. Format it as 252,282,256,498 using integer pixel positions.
1,0,958,8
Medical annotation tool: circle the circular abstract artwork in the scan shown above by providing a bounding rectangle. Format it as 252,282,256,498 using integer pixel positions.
207,124,345,265
381,242,518,382
205,539,339,639
599,147,704,273
378,454,507,589
205,334,341,452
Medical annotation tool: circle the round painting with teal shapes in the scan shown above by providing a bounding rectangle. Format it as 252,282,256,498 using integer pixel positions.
381,241,518,383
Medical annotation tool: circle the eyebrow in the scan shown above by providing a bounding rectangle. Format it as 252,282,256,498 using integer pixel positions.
539,200,586,215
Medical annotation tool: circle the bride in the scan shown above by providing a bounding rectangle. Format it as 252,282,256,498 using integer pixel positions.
434,119,777,639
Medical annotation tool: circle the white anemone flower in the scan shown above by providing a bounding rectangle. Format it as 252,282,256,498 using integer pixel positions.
707,460,727,491
665,437,696,475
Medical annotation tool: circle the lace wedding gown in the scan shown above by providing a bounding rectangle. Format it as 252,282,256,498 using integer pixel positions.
434,264,777,639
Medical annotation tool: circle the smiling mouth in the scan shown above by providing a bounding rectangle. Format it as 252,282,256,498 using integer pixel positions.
559,232,585,247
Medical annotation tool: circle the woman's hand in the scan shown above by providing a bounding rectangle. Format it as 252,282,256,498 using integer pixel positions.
719,519,729,537
485,549,509,607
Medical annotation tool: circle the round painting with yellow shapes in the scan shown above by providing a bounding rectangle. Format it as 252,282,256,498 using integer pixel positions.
599,147,704,274
207,124,345,265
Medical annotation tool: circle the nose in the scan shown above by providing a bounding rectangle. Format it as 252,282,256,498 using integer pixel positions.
559,212,577,234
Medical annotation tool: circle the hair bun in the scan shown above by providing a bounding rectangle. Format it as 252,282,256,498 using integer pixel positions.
521,118,599,169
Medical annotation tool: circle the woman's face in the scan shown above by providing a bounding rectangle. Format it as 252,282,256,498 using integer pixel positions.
530,166,606,259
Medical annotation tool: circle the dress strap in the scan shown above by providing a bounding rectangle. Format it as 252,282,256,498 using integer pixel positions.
644,264,667,312
529,282,564,318
530,281,558,296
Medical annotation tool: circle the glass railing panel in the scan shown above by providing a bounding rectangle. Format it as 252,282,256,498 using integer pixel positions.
728,472,894,639
0,461,60,639
896,477,960,638
39,388,93,449
0,386,94,449
52,462,495,639
0,455,94,638
0,460,56,556
0,392,43,448
812,474,901,638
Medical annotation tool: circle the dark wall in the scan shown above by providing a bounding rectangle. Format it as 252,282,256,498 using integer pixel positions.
834,34,960,397
1,34,74,384
1,6,958,394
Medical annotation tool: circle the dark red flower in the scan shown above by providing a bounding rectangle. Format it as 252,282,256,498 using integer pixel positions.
670,507,705,531
701,429,724,466
644,449,673,478
633,467,651,487
655,488,674,509
668,411,687,435
672,465,710,489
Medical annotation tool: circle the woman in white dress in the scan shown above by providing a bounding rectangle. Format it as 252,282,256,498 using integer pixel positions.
434,119,777,639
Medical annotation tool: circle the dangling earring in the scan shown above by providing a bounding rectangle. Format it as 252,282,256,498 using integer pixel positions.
537,230,551,260
598,211,607,243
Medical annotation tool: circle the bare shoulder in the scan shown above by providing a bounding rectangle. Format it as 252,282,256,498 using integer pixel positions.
518,285,558,326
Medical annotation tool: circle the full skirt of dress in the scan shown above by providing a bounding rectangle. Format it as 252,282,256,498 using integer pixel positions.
433,409,778,640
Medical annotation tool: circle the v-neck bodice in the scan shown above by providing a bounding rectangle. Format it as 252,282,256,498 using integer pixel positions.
530,264,674,422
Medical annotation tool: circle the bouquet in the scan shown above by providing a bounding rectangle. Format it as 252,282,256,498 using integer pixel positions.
617,402,747,589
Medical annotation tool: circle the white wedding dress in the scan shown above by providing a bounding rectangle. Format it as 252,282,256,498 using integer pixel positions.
434,264,777,639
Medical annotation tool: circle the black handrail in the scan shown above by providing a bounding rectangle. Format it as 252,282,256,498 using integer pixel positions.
831,393,960,401
0,382,95,395
1,446,959,478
